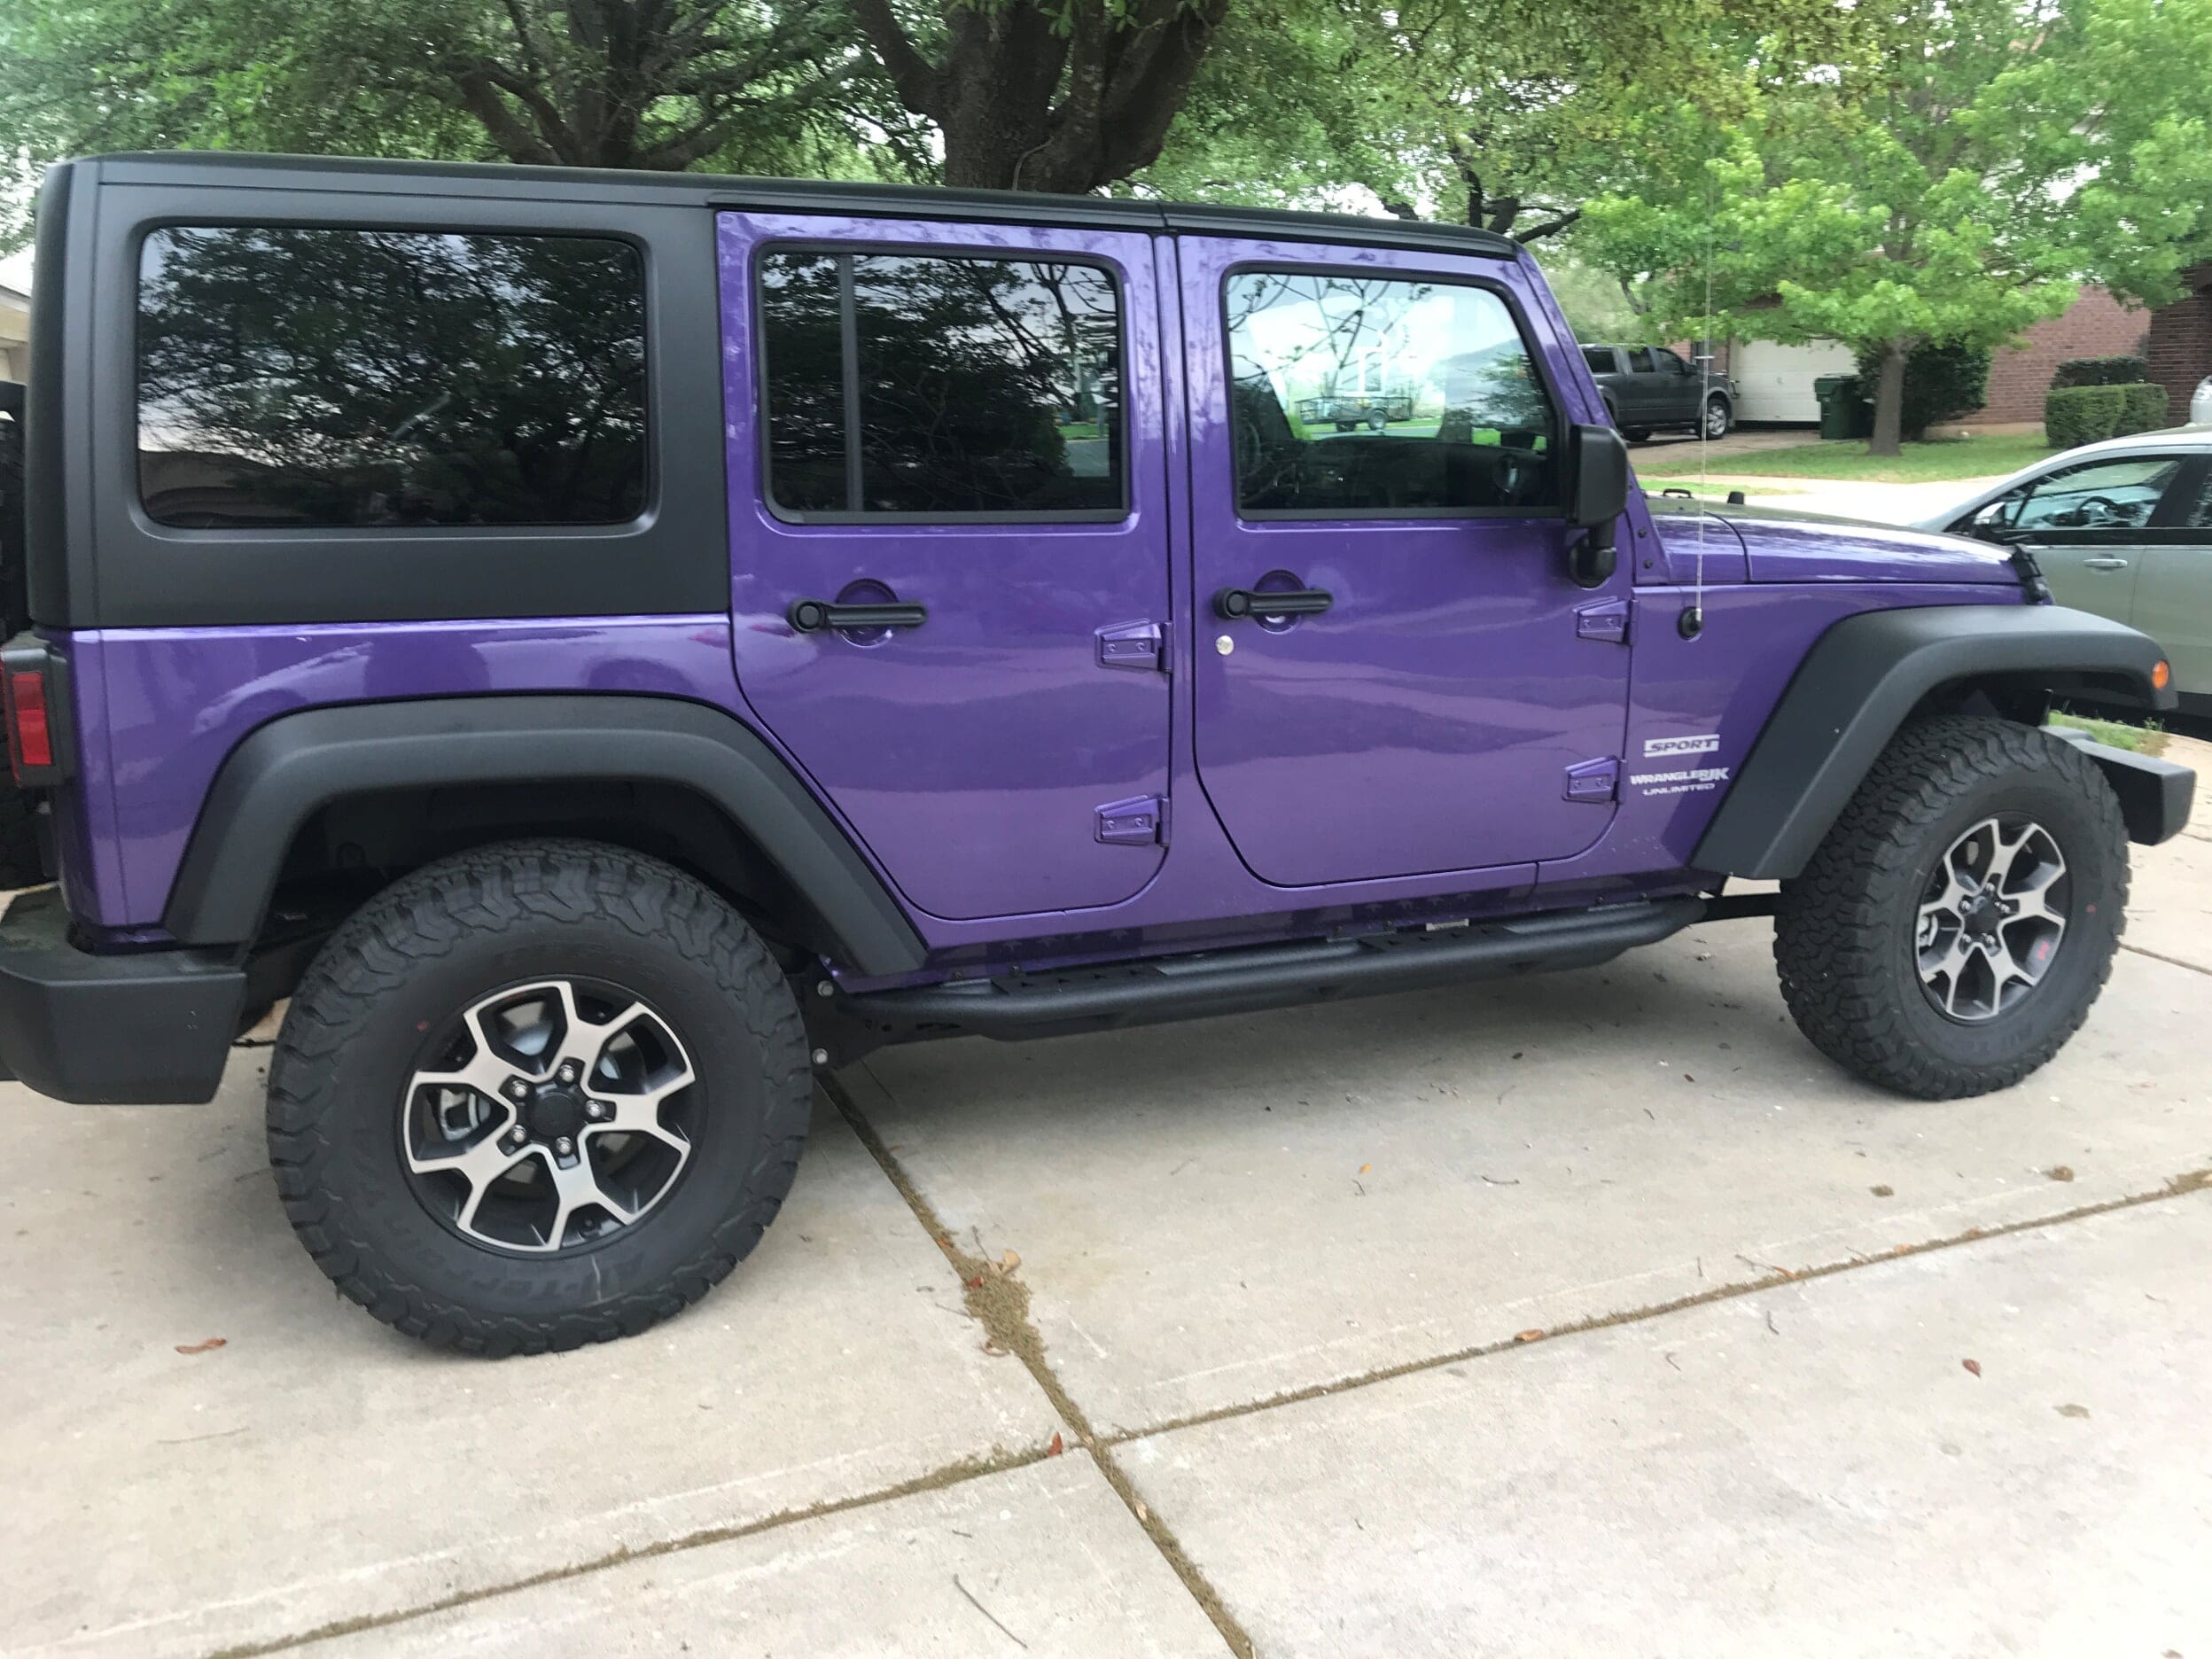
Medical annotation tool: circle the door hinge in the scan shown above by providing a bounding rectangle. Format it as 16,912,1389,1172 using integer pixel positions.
1576,597,1630,643
1096,620,1166,673
1095,795,1169,846
1562,757,1619,804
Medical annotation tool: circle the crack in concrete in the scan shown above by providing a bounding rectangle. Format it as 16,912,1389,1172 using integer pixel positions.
826,1068,1258,1659
1108,1165,2212,1449
2121,941,2211,977
200,1445,1053,1659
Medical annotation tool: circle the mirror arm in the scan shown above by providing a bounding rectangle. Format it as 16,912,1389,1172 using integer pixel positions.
1569,520,1618,588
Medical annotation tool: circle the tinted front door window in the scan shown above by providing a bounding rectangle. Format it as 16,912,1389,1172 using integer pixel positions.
1223,270,1555,515
758,251,1123,518
137,227,646,528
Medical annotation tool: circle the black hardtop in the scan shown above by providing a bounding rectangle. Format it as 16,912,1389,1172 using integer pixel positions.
71,151,1522,261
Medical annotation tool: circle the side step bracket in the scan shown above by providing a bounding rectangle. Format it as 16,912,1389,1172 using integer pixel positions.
832,897,1705,1047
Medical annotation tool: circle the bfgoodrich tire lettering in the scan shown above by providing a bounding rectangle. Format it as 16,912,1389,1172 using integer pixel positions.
268,839,810,1354
1772,716,2128,1100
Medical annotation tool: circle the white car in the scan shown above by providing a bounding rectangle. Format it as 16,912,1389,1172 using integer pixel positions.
1917,428,2212,709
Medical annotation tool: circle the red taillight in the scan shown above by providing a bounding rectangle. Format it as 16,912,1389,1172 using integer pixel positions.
7,668,49,772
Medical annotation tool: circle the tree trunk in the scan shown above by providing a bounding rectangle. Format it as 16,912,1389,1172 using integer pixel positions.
1868,339,1909,456
854,0,1228,195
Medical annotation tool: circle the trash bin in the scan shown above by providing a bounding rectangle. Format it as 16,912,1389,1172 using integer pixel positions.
1814,375,1872,440
2191,375,2212,428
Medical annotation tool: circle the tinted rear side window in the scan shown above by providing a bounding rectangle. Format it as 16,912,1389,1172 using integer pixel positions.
758,250,1124,518
137,227,647,528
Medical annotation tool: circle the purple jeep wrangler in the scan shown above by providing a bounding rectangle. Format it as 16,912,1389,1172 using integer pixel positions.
0,153,2190,1354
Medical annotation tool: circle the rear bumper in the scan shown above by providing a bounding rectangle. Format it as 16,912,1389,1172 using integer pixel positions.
2047,729,2196,846
0,889,245,1103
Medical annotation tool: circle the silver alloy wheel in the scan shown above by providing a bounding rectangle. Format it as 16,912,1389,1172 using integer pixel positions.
1703,396,1729,438
400,979,697,1252
1915,815,2068,1023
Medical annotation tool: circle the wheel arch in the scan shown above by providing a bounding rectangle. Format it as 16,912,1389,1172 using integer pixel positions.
163,695,928,977
1694,604,2185,879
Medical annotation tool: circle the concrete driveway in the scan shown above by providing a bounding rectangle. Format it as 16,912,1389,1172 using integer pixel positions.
5,744,2208,1658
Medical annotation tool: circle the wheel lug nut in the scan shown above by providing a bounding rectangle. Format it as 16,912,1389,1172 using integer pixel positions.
504,1079,528,1101
585,1099,609,1121
558,1062,580,1084
554,1136,575,1157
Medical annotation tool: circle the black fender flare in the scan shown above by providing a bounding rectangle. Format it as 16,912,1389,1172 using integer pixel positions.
1694,604,2181,879
161,695,928,975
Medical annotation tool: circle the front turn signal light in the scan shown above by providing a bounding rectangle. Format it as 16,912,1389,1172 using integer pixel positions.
2152,659,2172,691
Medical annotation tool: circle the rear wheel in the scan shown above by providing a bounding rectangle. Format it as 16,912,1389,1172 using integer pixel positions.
1773,716,2127,1099
268,839,811,1354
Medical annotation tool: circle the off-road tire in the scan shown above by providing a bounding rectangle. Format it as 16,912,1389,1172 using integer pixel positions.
1773,716,2128,1100
268,839,811,1355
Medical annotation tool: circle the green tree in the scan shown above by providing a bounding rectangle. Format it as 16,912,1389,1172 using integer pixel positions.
1138,0,1805,242
849,0,1234,191
1578,0,2212,455
0,0,895,239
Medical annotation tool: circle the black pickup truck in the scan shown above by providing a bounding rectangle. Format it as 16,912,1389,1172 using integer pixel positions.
1581,344,1734,442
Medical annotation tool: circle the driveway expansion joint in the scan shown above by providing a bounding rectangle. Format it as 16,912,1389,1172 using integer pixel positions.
1103,1164,2212,1448
829,1067,1258,1659
199,1445,1053,1659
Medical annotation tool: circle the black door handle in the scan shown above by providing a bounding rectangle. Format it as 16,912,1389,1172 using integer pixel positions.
1216,586,1333,621
789,598,928,634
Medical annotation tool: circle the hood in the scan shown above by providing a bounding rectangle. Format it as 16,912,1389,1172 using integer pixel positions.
1698,498,2015,586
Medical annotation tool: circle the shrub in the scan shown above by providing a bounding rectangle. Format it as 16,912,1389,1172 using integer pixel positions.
2045,385,2126,447
2051,355,2148,389
2118,382,2169,435
2045,382,2170,448
1853,341,1992,438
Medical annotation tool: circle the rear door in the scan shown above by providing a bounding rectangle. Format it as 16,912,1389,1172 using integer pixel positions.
718,214,1172,921
1650,347,1701,424
1616,346,1663,425
1180,237,1632,886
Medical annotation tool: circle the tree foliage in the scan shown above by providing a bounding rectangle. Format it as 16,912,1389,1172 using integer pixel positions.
1576,0,2212,451
852,0,1233,191
0,0,900,239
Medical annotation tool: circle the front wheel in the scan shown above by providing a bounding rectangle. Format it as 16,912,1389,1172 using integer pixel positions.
1773,716,2127,1099
1702,394,1733,439
268,840,811,1354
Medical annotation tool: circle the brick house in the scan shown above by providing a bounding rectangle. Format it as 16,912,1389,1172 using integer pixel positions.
1692,282,2179,428
2146,261,2212,422
1974,285,2146,422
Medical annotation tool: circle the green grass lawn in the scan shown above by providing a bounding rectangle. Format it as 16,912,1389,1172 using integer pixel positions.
2049,710,2169,756
1639,432,2051,484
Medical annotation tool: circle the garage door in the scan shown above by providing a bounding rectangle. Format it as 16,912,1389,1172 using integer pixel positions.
1731,338,1857,424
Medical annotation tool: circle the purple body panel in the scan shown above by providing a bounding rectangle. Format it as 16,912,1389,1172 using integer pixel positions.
1538,580,2023,900
714,214,1172,922
1713,507,2016,586
1177,233,1631,885
62,617,743,927
53,214,2028,989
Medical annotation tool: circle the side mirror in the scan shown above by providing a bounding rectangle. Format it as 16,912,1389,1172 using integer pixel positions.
1565,423,1629,588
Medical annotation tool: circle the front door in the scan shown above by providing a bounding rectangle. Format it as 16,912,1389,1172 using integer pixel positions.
1976,451,2194,625
1180,238,1633,887
719,214,1172,921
